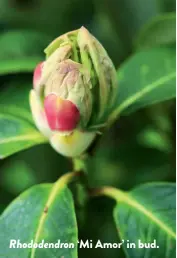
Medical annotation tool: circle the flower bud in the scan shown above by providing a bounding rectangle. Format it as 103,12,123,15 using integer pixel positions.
30,27,118,157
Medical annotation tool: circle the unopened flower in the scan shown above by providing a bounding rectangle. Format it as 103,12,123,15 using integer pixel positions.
30,27,118,157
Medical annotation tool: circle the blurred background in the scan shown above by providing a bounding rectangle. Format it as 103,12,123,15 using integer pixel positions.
0,0,176,257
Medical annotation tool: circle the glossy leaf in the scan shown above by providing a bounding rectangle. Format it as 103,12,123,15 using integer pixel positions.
0,173,78,258
109,48,176,123
135,13,176,49
0,80,33,121
0,113,46,159
112,183,176,258
0,30,50,75
0,57,43,75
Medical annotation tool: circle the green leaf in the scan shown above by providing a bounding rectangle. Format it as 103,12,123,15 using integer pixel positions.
1,160,36,194
135,13,176,49
109,183,176,258
0,80,33,121
0,30,50,75
0,113,46,159
0,57,42,75
0,173,78,258
0,80,47,158
109,48,176,123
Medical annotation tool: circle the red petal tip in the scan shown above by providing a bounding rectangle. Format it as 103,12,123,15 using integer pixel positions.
44,94,80,131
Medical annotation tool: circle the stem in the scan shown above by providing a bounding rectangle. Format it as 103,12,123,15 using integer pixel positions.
58,170,82,187
90,186,127,203
72,155,87,173
72,155,91,191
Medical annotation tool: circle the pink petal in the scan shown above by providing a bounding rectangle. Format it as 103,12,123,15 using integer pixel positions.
44,94,80,131
33,62,44,89
30,90,51,137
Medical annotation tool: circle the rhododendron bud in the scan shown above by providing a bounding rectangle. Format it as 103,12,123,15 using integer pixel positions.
30,27,118,157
